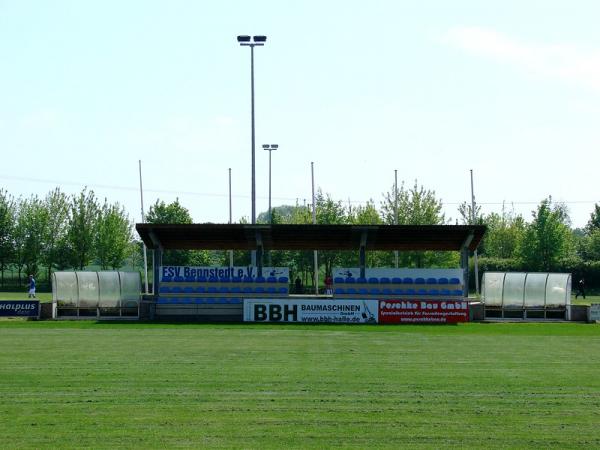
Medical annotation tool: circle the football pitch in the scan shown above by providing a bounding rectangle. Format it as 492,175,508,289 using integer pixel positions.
1,321,599,448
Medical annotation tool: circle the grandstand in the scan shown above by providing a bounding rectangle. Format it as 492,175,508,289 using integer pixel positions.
136,223,486,321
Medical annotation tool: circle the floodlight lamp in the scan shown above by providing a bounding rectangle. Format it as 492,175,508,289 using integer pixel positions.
271,144,279,149
237,35,251,42
253,35,267,43
262,144,270,149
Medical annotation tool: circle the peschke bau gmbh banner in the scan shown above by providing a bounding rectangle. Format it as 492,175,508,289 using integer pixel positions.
244,299,379,323
379,299,469,323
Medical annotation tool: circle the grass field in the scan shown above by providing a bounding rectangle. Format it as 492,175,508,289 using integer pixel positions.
1,321,599,448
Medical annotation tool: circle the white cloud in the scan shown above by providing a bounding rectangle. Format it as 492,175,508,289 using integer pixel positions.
443,26,600,92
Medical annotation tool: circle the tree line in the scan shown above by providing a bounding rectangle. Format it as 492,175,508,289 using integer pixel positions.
2,182,600,290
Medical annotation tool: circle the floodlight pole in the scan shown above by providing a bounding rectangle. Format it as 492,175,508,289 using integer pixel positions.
470,169,480,296
263,144,278,223
238,34,266,267
312,162,318,295
138,160,149,294
394,169,398,268
229,168,233,267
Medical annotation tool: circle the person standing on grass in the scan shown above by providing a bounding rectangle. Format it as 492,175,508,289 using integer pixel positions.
575,278,586,299
27,274,36,298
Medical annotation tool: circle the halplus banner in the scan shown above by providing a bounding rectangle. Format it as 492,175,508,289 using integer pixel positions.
244,299,379,324
378,299,469,324
161,266,289,280
0,301,40,317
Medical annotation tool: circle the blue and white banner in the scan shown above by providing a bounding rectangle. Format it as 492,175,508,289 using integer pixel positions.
333,267,463,281
244,299,379,323
0,301,40,317
160,266,289,280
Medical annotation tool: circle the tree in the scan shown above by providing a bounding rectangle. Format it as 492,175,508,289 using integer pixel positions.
67,188,99,270
146,198,193,224
586,203,600,234
0,190,16,286
518,197,574,271
481,209,525,260
146,198,193,265
95,201,133,269
41,188,70,281
380,180,448,267
457,202,483,225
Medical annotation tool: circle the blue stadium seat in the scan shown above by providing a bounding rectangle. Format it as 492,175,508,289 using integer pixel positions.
232,276,242,283
208,276,219,283
157,297,168,304
403,277,413,284
185,276,195,282
277,287,288,294
207,286,218,293
369,288,380,295
219,286,229,294
243,276,253,283
171,286,182,294
438,278,449,285
368,277,379,284
197,276,207,283
193,298,204,304
358,288,368,295
334,288,345,295
168,298,179,304
230,298,242,304
415,278,425,284
393,288,404,295
345,278,355,284
195,286,206,293
267,287,276,294
266,276,277,283
159,286,170,293
161,276,172,282
426,277,437,284
243,287,252,294
406,288,416,295
346,287,357,294
278,276,289,284
392,277,402,284
452,289,463,296
220,277,231,283
417,289,427,295
334,277,345,284
174,276,184,282
216,298,228,304
230,286,241,294
181,298,192,304
440,289,451,296
382,288,392,295
183,286,194,294
449,278,461,284
428,289,439,296
379,277,390,284
254,286,265,293
255,276,266,283
206,298,216,304
356,277,367,284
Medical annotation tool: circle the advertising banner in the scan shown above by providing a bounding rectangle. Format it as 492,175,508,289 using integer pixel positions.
333,267,463,281
160,266,289,280
379,299,469,324
244,299,378,324
0,301,40,317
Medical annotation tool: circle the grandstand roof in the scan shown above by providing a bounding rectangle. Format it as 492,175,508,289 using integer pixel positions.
136,224,486,252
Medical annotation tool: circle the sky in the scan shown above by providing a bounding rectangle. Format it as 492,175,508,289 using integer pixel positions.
1,0,599,229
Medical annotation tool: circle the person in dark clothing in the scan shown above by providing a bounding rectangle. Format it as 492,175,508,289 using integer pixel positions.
575,278,586,299
294,276,303,294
